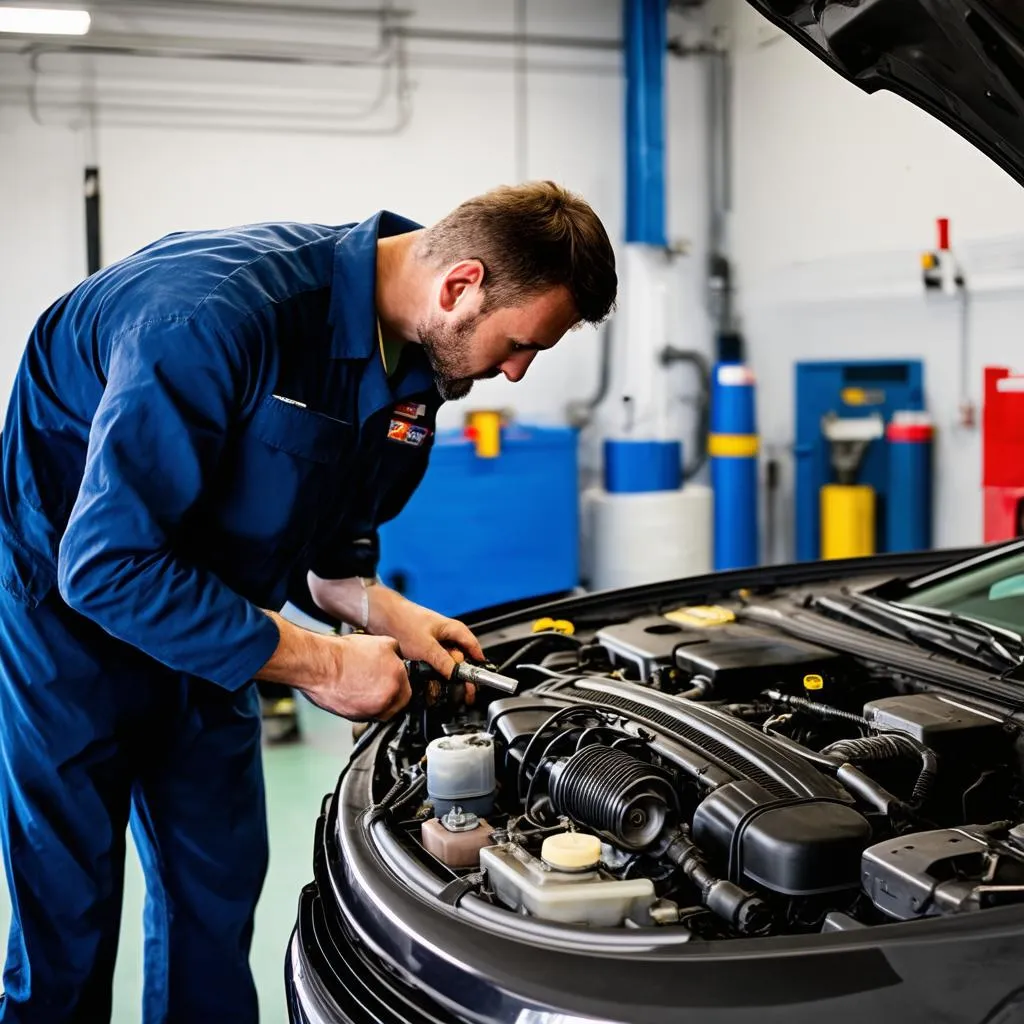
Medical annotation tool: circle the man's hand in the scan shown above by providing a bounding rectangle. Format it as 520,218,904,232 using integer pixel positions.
303,633,411,721
257,612,411,721
307,573,486,680
368,588,485,679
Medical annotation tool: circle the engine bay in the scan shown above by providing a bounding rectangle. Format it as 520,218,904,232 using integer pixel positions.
365,604,1024,940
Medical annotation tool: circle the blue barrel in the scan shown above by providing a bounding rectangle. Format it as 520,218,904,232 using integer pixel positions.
885,412,934,552
710,362,759,569
604,438,682,493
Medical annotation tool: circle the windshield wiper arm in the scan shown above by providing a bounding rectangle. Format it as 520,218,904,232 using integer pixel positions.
886,601,1024,660
852,593,1024,667
811,593,1016,673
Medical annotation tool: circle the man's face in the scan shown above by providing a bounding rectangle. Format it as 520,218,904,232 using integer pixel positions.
417,262,579,400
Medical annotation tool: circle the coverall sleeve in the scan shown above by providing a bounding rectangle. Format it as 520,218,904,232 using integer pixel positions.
57,315,282,691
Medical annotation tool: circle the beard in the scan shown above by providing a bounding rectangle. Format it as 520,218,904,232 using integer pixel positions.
416,312,479,401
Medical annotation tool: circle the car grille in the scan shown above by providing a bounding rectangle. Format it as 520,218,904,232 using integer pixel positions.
291,875,467,1024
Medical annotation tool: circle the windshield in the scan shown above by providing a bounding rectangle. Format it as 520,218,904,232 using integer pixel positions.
901,547,1024,634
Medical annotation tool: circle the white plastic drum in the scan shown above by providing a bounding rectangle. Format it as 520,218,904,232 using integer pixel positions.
586,484,713,591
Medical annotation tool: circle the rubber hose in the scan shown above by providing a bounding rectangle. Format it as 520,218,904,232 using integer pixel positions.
497,633,582,675
822,734,938,807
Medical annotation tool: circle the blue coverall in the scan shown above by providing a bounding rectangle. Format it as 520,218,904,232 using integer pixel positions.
0,211,442,1021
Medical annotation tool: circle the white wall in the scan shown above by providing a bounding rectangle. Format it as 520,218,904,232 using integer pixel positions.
717,0,1024,560
0,1,714,462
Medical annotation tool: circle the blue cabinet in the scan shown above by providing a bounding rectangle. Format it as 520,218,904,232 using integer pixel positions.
377,425,579,617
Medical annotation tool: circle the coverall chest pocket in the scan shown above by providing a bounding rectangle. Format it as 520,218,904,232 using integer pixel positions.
211,395,352,584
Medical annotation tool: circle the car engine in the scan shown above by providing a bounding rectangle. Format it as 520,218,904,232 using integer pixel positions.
368,607,1024,940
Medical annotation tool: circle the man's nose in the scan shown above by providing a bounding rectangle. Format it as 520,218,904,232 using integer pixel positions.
501,351,537,383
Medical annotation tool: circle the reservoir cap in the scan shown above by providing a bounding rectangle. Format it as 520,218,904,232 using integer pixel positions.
541,832,602,871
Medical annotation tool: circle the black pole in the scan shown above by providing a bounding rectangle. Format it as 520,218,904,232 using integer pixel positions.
84,166,101,275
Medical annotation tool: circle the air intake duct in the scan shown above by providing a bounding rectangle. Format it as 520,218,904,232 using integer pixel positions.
546,744,678,851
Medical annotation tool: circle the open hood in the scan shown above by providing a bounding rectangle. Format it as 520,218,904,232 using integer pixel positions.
743,0,1024,187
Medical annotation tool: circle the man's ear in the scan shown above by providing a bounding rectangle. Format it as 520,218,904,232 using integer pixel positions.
438,259,485,313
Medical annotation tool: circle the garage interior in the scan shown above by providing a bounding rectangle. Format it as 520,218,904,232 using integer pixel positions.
4,0,1024,1021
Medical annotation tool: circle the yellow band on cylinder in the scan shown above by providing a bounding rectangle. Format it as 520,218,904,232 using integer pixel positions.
821,484,876,560
708,433,760,458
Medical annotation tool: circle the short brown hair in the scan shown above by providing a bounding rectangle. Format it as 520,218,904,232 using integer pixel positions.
417,181,617,324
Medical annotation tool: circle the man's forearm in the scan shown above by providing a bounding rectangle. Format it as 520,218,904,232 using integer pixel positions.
256,609,340,692
306,572,409,635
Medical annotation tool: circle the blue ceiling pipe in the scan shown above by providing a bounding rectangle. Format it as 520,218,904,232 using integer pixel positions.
624,0,667,247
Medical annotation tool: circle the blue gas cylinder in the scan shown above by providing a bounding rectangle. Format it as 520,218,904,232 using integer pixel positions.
709,362,759,570
377,424,579,617
885,411,934,552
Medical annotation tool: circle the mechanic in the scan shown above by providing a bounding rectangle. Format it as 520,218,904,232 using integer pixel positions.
0,181,617,1022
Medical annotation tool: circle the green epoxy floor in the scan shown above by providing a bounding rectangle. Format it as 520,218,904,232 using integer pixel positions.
0,724,352,1023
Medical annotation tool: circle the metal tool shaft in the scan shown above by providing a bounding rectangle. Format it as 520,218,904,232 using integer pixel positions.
453,662,519,694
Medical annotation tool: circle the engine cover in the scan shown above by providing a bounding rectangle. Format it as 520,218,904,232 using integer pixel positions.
550,678,854,802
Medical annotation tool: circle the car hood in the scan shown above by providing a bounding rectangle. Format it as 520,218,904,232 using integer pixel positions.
742,0,1024,187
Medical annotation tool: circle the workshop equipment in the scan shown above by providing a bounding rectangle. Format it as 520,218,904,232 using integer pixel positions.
586,484,712,591
377,424,578,616
886,411,934,552
603,438,682,493
820,413,883,560
710,361,759,570
465,409,504,458
795,361,925,561
982,367,1024,542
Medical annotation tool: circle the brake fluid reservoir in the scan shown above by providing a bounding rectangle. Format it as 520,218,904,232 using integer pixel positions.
480,833,655,927
421,809,495,868
426,732,496,816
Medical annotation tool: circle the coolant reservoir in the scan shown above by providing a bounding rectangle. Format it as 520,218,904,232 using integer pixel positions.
480,832,655,927
426,732,496,816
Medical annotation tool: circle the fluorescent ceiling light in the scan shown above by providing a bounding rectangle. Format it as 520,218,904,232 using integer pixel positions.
0,7,91,35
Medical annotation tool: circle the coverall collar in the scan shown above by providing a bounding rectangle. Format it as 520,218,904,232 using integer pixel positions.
329,210,438,425
329,209,423,361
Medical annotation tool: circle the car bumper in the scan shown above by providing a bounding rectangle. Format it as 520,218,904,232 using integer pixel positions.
285,810,470,1024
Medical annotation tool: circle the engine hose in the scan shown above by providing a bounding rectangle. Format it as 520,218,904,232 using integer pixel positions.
547,744,678,851
386,774,428,818
822,734,938,807
662,828,772,936
497,633,582,675
676,674,713,701
763,690,869,728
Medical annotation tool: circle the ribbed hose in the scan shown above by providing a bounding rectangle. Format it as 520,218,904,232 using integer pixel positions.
547,745,677,851
822,734,938,807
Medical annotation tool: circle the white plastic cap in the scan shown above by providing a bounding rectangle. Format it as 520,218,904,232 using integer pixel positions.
541,832,602,871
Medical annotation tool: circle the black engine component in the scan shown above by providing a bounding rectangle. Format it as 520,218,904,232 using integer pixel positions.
692,779,873,896
863,693,1007,757
862,823,1024,920
821,733,938,807
548,679,855,803
546,744,679,850
596,616,845,696
662,826,773,935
